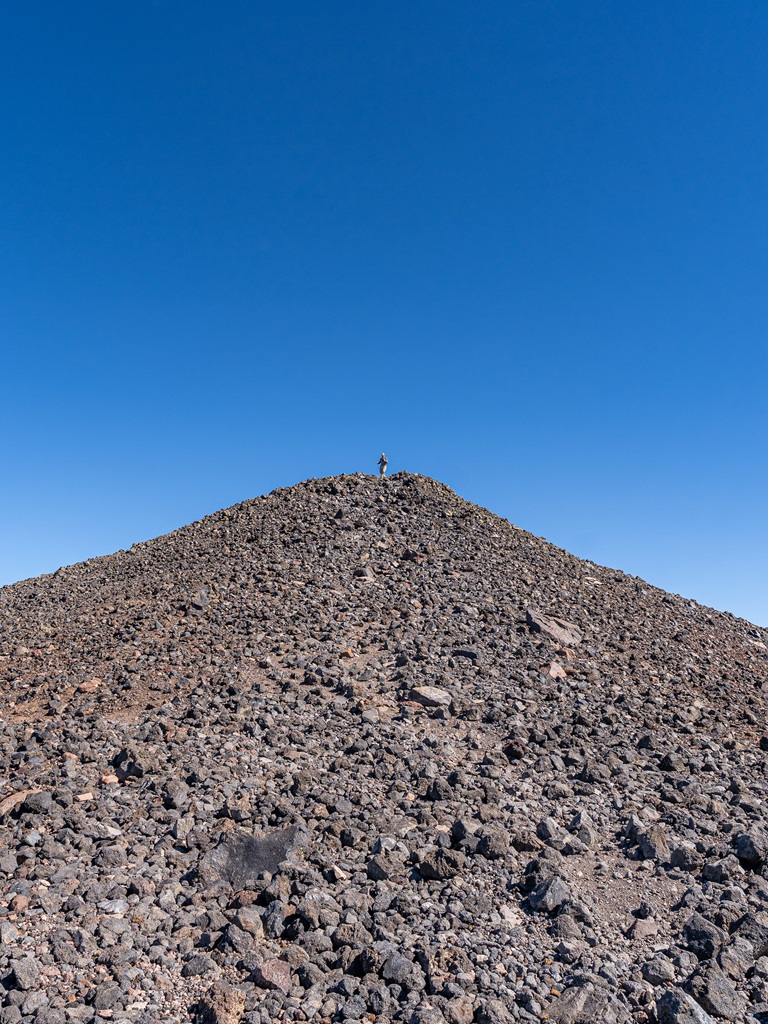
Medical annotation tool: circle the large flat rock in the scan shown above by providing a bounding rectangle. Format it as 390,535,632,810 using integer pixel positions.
199,826,303,889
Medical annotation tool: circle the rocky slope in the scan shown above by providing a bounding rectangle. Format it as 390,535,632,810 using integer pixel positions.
0,472,767,1024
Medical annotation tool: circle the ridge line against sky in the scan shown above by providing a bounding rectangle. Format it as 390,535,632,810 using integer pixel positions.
1,466,764,631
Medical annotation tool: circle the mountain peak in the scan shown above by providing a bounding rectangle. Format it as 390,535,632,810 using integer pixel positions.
0,476,766,1020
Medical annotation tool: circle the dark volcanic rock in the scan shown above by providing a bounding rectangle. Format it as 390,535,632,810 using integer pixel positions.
11,957,40,991
198,826,302,888
525,608,583,646
418,848,466,880
474,1000,514,1024
656,989,716,1024
683,914,727,961
546,982,628,1023
250,957,292,994
196,981,246,1023
733,912,768,957
734,826,768,867
0,471,765,1021
182,954,220,978
685,961,745,1021
529,876,569,913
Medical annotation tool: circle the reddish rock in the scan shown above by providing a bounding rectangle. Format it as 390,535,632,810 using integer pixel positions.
197,981,246,1024
629,917,659,940
251,957,292,994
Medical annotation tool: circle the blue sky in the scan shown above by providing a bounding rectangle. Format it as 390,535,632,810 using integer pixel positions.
2,2,767,626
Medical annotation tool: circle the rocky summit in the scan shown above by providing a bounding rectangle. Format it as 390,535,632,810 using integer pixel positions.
0,472,767,1024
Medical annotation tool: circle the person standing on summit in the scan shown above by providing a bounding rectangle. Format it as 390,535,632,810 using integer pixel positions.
377,453,388,477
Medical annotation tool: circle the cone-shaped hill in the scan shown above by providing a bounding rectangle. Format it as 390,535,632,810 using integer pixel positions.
0,473,766,1024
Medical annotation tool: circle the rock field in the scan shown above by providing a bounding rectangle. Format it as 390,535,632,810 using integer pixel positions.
0,471,767,1024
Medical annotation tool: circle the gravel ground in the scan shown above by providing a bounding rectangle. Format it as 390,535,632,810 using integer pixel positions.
0,472,766,1024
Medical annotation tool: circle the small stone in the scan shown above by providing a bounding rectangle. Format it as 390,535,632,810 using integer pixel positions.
77,677,103,693
95,843,127,866
642,956,676,985
537,817,565,845
734,828,768,868
656,989,716,1024
683,913,727,961
32,1009,64,1024
22,790,53,814
426,777,454,801
93,986,121,1011
477,827,509,859
733,911,768,957
182,954,220,978
718,936,754,981
685,961,746,1021
251,957,292,994
444,997,474,1024
382,952,425,991
233,905,264,937
98,898,129,915
418,848,465,880
11,957,40,991
637,825,670,862
502,734,527,761
367,851,403,880
22,991,49,1015
545,982,623,1023
670,842,701,872
0,790,36,817
702,855,743,884
629,917,659,940
408,686,452,708
529,876,569,913
410,1007,447,1024
222,923,254,954
525,609,582,646
474,999,515,1024
197,981,247,1024
341,995,368,1020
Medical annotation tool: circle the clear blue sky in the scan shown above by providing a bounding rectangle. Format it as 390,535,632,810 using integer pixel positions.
2,2,767,626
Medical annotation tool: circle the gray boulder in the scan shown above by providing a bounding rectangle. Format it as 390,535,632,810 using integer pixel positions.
198,825,303,888
525,609,582,646
656,990,716,1024
546,982,628,1024
685,961,746,1021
